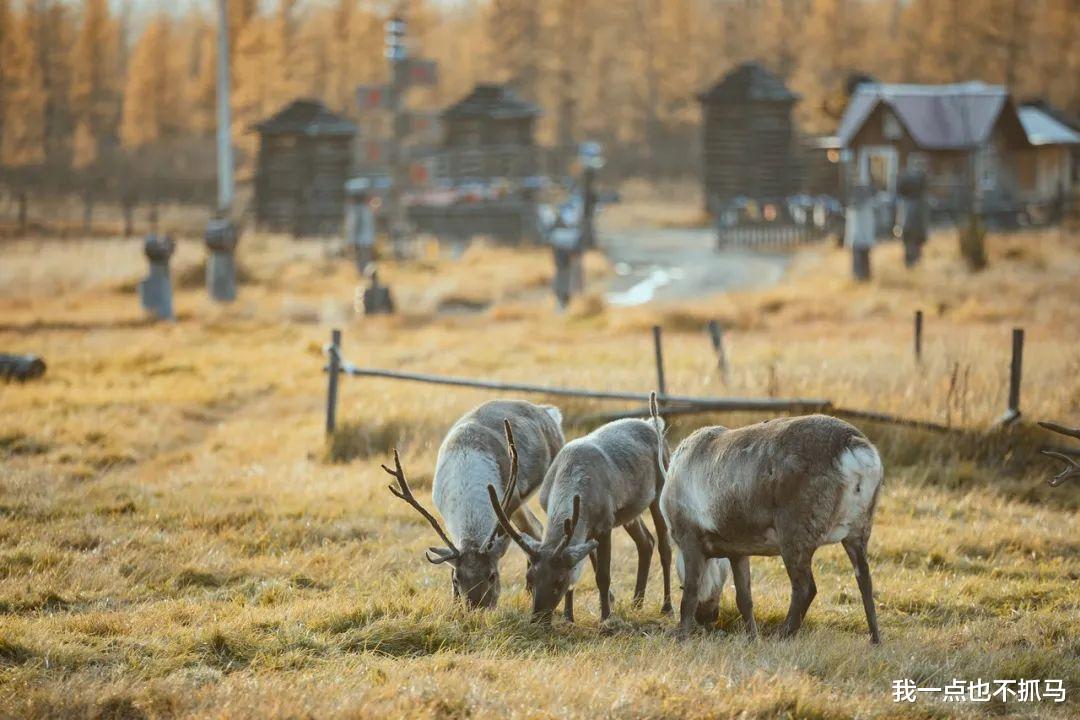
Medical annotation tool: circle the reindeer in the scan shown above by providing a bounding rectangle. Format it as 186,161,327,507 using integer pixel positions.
488,416,673,624
383,400,564,608
650,393,884,643
1038,421,1080,486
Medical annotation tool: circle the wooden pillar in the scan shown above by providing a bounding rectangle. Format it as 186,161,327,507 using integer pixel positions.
326,329,342,436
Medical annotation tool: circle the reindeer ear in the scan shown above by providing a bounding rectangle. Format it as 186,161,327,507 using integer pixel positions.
425,547,459,565
564,540,598,566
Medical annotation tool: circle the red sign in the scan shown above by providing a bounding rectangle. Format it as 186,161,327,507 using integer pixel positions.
407,59,438,87
356,85,387,111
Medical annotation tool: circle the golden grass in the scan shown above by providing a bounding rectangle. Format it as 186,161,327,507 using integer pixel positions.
0,224,1077,718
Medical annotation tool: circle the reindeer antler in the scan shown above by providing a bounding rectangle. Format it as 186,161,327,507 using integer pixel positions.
487,484,538,559
383,448,460,562
483,420,521,550
1038,421,1080,487
555,495,582,556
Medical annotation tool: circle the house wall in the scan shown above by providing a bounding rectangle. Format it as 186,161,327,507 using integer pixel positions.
701,100,799,206
255,134,353,236
1016,146,1072,201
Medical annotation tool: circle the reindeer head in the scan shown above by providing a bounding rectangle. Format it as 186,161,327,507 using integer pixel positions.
383,421,522,609
488,490,597,624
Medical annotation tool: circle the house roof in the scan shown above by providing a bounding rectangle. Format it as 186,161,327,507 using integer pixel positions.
253,99,357,137
1018,104,1080,146
836,82,1013,150
697,62,798,103
442,84,540,121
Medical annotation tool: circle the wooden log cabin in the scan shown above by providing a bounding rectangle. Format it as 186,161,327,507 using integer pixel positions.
253,100,357,236
436,84,541,182
698,63,802,212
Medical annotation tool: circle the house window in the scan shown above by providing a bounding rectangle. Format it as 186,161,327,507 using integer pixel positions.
883,111,902,140
907,152,928,173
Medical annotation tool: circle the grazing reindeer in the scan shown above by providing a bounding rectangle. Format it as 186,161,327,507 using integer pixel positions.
489,417,673,624
1038,421,1080,486
384,400,563,608
651,393,884,643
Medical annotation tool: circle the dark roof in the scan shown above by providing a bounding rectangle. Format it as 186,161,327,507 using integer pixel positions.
837,82,1016,149
441,84,541,120
253,99,357,137
697,62,799,103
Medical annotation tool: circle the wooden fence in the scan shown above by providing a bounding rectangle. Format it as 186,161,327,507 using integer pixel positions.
321,316,1029,438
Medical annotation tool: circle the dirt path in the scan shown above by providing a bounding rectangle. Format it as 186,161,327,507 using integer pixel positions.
599,226,790,305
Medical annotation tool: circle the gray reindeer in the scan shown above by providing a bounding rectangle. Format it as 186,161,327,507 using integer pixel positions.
651,393,884,643
488,416,673,624
384,400,563,608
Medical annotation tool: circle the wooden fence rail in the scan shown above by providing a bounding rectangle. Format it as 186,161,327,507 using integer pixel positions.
322,324,1025,439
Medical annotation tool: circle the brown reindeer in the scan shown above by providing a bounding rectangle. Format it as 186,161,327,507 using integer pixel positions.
652,393,884,643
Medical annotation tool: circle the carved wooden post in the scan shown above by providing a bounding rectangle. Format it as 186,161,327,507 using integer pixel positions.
138,234,175,320
205,217,238,302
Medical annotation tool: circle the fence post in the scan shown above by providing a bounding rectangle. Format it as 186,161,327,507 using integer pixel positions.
707,320,729,383
1003,327,1024,425
652,325,667,400
914,310,923,362
326,328,342,436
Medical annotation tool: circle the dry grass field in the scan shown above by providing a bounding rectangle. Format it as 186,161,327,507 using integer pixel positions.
1,223,1078,719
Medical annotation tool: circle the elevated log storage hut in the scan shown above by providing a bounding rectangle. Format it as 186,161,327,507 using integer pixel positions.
408,84,545,244
437,83,541,182
253,99,357,237
698,62,801,212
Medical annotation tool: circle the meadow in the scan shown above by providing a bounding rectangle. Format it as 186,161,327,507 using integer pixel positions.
0,218,1078,719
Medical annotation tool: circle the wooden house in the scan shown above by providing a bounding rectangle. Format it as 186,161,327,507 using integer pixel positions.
835,82,1034,215
437,84,541,182
1016,102,1080,204
698,62,801,210
253,99,357,236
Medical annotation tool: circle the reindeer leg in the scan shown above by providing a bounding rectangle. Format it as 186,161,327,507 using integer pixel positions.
677,543,705,639
778,545,817,639
842,535,880,644
596,530,613,621
588,550,614,605
624,518,654,608
729,555,758,639
649,500,673,614
563,589,574,622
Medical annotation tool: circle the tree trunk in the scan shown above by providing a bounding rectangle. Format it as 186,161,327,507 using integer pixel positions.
123,200,135,237
83,190,94,234
17,191,28,236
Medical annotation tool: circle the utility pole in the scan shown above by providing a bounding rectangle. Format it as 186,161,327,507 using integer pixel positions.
215,0,234,215
385,11,409,258
206,0,239,302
